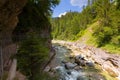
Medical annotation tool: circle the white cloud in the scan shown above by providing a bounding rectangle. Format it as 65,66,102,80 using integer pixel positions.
58,12,67,17
70,0,88,8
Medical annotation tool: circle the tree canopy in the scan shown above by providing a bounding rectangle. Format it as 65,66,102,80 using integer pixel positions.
52,0,120,49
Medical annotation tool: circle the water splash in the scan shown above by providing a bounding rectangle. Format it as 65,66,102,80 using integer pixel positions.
55,66,87,80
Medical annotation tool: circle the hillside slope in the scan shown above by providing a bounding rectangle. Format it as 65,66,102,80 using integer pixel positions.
77,21,99,45
52,0,120,54
77,21,120,54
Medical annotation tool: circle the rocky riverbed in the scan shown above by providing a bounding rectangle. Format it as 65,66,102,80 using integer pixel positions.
50,40,120,80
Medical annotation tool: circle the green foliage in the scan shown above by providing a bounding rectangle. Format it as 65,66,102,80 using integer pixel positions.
102,43,120,54
13,0,60,79
93,26,114,47
92,0,120,47
111,36,120,45
28,0,60,16
52,0,120,54
116,0,120,10
13,0,60,41
52,6,96,41
16,33,50,80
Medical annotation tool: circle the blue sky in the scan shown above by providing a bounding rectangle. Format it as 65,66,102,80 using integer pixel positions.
52,0,88,17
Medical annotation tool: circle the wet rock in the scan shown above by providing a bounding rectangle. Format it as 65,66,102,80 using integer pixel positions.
70,58,75,63
77,76,87,80
53,40,120,80
86,61,94,67
74,66,83,71
64,62,77,69
49,68,56,73
44,66,50,72
80,60,86,66
69,56,74,59
67,71,71,75
75,58,80,65
75,58,86,66
74,55,87,67
76,55,84,60
77,76,84,80
61,60,68,64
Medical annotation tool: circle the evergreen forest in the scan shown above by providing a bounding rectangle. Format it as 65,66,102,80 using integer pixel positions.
52,0,120,54
1,0,120,80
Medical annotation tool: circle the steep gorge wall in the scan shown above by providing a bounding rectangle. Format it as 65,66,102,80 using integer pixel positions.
0,0,27,77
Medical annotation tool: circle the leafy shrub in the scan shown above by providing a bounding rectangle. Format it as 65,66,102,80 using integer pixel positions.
16,33,50,80
111,36,120,45
93,26,114,47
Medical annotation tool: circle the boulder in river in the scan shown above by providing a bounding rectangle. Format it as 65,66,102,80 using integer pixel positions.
75,58,86,66
64,62,77,69
74,66,83,71
75,55,86,61
86,61,94,67
61,60,68,64
67,71,71,75
77,75,88,80
44,66,50,72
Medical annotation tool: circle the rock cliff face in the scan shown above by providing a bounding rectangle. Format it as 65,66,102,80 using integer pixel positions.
0,0,27,77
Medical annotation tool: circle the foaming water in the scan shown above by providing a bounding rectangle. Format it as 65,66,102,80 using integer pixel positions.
53,43,108,80
53,44,87,80
55,66,87,80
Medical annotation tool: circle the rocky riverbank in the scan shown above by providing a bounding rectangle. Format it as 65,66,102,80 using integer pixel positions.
52,40,120,80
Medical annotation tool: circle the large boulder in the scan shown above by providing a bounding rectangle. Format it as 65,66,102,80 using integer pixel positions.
75,58,86,66
64,62,77,69
74,66,83,71
86,61,94,67
75,55,84,60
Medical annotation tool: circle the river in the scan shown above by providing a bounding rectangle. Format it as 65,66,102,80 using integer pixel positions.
51,40,120,80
